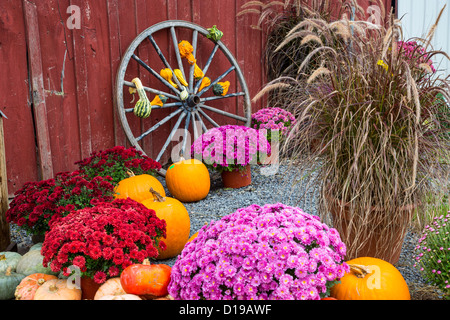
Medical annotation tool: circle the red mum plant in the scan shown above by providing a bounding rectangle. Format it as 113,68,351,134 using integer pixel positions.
75,146,162,186
6,171,115,237
41,198,167,284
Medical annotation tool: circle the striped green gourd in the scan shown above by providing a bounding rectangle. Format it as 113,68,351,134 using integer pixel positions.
132,78,152,118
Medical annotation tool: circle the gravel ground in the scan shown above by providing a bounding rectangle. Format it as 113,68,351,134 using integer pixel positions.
8,162,443,299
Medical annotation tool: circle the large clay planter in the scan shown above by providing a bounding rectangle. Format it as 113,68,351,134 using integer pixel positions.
221,165,251,189
326,194,414,265
80,276,101,300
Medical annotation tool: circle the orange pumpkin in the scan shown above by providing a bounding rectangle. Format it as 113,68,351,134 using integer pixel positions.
141,189,190,259
98,294,142,300
187,231,199,243
330,257,411,300
14,273,58,300
93,277,126,300
114,171,166,202
165,158,210,202
34,279,82,300
120,259,171,298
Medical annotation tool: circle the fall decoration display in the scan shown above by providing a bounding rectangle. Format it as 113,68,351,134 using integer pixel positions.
33,279,82,300
193,63,204,80
14,273,58,300
120,259,172,298
251,107,296,143
0,251,22,273
150,94,168,107
142,189,190,260
75,145,162,186
41,198,166,284
131,77,152,118
114,171,166,202
168,203,349,300
6,171,115,237
330,257,410,300
165,158,210,202
0,267,25,300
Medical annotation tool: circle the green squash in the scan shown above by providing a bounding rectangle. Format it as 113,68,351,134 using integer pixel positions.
0,252,22,273
16,250,57,276
29,243,43,252
0,268,25,300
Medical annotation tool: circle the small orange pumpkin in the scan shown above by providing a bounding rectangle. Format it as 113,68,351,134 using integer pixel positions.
165,158,210,202
14,273,58,300
141,189,190,260
114,171,166,202
34,279,82,300
120,259,171,299
330,257,410,300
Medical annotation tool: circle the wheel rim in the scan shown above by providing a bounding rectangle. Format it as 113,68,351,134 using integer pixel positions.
115,20,252,168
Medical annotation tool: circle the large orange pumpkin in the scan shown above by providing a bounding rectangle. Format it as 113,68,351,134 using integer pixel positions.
165,158,210,202
120,259,171,298
330,257,410,300
14,273,58,300
114,172,165,202
34,279,82,300
141,189,190,259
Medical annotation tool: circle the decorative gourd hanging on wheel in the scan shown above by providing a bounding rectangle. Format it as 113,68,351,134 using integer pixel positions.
174,69,188,87
150,94,168,107
206,25,223,42
212,81,230,96
178,40,196,65
160,68,178,88
131,78,152,118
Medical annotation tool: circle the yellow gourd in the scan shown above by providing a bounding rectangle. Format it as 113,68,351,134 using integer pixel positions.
174,69,188,87
193,63,204,80
160,68,178,88
178,40,196,65
150,94,168,107
198,77,211,92
212,81,230,96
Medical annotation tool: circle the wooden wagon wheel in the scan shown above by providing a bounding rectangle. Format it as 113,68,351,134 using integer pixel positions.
115,20,252,174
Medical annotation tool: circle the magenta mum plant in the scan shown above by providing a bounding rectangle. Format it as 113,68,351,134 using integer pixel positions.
191,125,271,172
251,107,296,142
168,203,349,300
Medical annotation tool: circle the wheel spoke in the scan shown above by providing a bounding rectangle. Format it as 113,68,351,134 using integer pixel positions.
201,92,246,102
125,101,182,113
197,107,220,127
197,66,235,96
188,30,198,93
169,27,187,88
200,104,248,122
124,80,179,100
194,109,208,133
132,53,181,95
136,108,183,141
194,43,219,93
180,112,191,157
156,111,187,162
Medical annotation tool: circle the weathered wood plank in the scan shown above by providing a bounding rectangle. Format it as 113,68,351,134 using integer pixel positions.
0,115,10,251
23,0,54,180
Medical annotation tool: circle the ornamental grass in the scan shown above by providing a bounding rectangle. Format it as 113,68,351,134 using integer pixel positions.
252,2,450,260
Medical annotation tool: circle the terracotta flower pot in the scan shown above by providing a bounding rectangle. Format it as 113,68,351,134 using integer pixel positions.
80,276,101,300
221,165,251,189
326,193,415,265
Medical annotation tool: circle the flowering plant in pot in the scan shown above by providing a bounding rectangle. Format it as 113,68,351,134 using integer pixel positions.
41,198,166,297
251,107,296,143
191,125,271,188
168,203,349,300
254,6,450,264
75,145,162,186
6,171,115,239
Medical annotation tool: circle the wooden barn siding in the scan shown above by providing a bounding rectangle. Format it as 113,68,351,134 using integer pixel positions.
1,0,391,196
